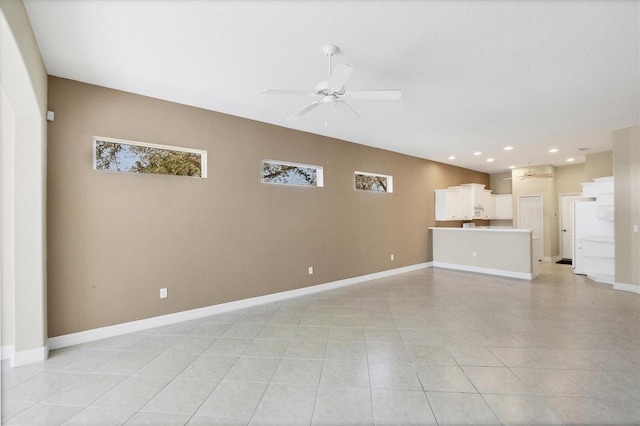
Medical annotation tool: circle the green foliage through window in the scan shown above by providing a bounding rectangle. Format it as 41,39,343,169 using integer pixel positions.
355,172,392,192
261,160,322,187
94,138,205,177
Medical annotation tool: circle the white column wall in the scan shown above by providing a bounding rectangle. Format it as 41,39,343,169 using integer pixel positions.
0,0,49,366
1,87,16,356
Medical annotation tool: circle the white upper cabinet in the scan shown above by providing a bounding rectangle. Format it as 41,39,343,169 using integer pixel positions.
435,187,472,220
456,187,472,220
493,194,513,219
480,190,495,219
460,183,494,219
434,189,455,220
435,183,512,221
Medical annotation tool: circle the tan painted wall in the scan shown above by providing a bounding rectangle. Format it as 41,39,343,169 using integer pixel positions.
47,77,488,337
489,172,512,195
555,164,585,195
585,150,613,181
613,126,639,287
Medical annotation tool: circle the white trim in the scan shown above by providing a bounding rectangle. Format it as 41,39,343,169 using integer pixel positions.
10,346,48,367
93,136,208,178
1,345,14,361
558,192,581,260
613,282,640,294
432,261,533,280
586,277,640,295
586,274,616,286
49,262,432,351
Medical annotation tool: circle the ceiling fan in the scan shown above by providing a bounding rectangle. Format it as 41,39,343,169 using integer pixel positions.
504,161,555,180
262,44,402,121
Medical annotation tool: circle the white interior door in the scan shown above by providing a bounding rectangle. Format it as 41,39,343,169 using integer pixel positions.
518,195,543,260
560,194,581,260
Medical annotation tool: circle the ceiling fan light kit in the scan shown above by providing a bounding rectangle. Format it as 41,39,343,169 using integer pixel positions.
262,44,402,121
503,161,556,180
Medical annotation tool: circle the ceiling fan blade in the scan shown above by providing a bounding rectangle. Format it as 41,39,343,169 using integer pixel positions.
502,177,513,181
534,173,555,178
329,63,353,91
262,89,317,96
286,100,321,121
347,90,403,100
338,101,361,119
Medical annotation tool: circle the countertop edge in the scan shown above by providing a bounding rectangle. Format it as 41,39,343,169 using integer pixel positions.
429,227,532,233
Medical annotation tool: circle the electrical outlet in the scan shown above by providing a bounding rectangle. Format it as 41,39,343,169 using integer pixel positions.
308,267,313,275
390,254,394,261
472,252,477,257
160,288,167,298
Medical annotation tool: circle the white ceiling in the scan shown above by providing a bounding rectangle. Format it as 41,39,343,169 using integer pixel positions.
24,0,639,174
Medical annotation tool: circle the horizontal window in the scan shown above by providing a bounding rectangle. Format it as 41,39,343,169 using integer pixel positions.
261,160,324,187
354,171,393,193
93,137,207,178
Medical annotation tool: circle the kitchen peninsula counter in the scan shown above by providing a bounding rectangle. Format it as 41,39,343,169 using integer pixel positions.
429,227,538,279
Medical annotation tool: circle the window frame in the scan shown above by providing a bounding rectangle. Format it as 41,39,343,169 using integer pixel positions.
93,136,207,178
354,170,393,193
261,159,324,188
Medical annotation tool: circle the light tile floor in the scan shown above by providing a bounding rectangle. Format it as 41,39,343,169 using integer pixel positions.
2,263,639,425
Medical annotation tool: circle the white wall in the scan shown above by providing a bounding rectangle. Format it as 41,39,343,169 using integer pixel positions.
1,87,15,354
0,0,49,366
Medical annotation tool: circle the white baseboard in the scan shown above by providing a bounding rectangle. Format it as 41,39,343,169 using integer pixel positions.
580,275,640,295
1,345,14,361
432,261,532,280
587,274,616,286
11,346,48,367
49,262,432,351
613,282,640,294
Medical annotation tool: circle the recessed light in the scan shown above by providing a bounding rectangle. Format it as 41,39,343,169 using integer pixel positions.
504,146,513,151
509,166,516,169
448,156,456,160
473,151,482,156
549,148,559,153
486,158,494,162
566,158,575,162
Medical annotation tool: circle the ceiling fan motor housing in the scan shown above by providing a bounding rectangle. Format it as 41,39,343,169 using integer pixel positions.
263,44,402,120
323,44,338,56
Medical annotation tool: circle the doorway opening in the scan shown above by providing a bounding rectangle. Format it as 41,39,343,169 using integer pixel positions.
558,193,581,265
